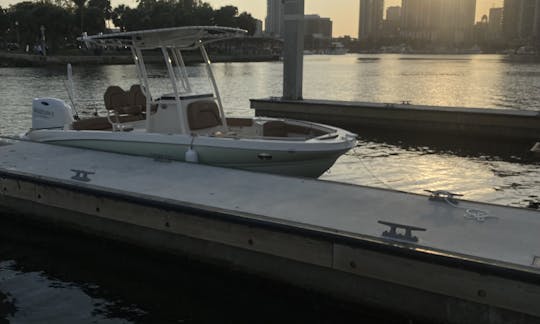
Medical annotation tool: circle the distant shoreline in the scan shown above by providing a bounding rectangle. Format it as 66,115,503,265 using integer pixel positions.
0,51,280,67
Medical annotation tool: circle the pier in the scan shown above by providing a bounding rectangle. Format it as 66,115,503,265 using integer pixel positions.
1,140,539,324
251,98,540,142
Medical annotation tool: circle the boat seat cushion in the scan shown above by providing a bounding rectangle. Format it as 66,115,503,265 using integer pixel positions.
129,84,149,112
263,120,288,137
72,117,112,130
129,84,158,114
227,118,253,127
72,115,143,131
104,86,142,115
188,100,223,130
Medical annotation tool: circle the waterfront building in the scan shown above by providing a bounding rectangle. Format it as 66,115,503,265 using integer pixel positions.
386,6,401,23
502,0,540,42
358,0,384,40
488,7,503,40
400,0,476,45
442,0,476,44
265,0,284,38
382,6,401,37
503,0,520,41
400,0,443,42
535,0,540,45
254,19,263,37
519,0,537,39
304,14,333,51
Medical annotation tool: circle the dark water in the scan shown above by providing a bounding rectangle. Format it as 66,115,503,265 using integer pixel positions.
0,215,413,324
1,54,539,322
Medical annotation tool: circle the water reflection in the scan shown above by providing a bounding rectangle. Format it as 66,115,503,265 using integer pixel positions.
0,216,402,323
322,137,540,208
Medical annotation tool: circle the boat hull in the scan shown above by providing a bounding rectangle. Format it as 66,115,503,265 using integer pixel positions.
27,130,356,178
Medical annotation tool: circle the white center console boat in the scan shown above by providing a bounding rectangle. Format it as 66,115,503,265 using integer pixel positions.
26,26,357,178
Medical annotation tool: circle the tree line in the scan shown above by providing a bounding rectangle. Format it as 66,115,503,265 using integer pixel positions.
0,0,257,53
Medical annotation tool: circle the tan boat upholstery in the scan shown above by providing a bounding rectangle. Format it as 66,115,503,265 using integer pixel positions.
129,85,146,112
227,118,253,127
73,85,149,131
263,120,288,137
187,100,223,130
72,115,144,131
104,86,139,115
103,85,145,128
72,117,112,130
129,84,157,114
286,124,326,137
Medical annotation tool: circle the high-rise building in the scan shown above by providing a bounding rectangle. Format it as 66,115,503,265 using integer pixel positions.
265,0,284,38
503,0,540,42
386,6,401,23
400,0,443,41
503,0,520,40
519,0,537,39
358,0,384,39
534,0,540,43
254,19,263,37
304,14,333,50
488,7,504,40
382,6,401,37
400,0,476,44
439,0,476,43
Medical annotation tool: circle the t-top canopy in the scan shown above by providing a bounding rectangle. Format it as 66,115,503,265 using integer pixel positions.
79,26,247,50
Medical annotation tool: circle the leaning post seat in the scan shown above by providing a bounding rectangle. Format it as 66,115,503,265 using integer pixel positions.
102,85,146,130
187,100,223,131
104,86,142,116
129,84,157,114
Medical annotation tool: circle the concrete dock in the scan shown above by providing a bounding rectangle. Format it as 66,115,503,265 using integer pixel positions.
251,98,540,142
1,140,540,323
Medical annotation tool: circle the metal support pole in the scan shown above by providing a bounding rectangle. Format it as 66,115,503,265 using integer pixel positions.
161,47,187,134
282,0,304,100
134,47,153,132
200,43,228,129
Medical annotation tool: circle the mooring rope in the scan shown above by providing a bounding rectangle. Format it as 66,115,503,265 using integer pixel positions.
348,147,495,222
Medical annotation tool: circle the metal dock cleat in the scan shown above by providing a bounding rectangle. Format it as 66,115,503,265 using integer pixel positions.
378,221,427,243
70,169,95,182
425,189,463,204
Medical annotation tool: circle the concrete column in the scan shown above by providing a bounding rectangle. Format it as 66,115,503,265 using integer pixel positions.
282,0,304,100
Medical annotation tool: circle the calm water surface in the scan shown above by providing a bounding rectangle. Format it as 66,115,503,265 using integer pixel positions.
1,54,539,322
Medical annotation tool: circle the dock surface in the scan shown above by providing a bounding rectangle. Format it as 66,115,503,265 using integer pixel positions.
1,140,540,323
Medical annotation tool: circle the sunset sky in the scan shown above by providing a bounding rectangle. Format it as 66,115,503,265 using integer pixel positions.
0,0,504,37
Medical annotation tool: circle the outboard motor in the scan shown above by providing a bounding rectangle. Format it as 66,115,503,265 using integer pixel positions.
32,98,75,130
